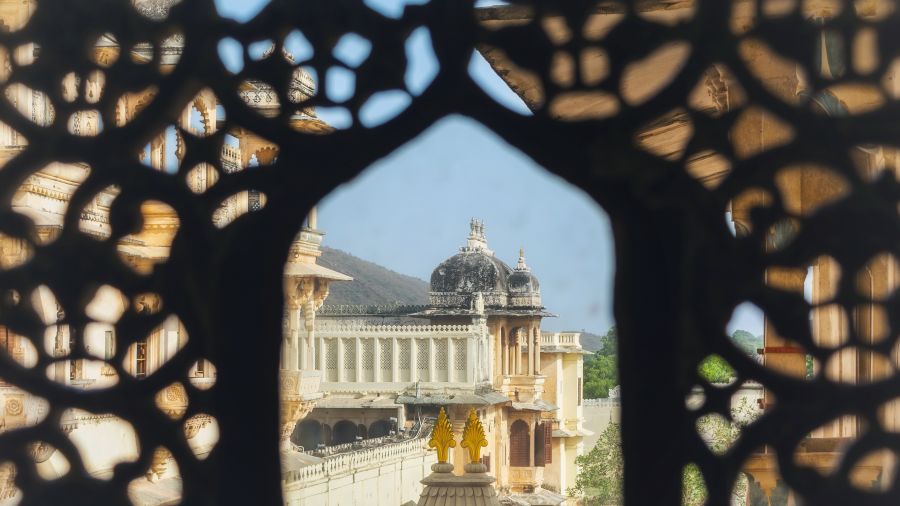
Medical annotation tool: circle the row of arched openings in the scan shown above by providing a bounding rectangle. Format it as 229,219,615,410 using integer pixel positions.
293,419,393,449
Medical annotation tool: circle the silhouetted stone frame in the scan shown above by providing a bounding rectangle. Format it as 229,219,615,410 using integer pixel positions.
0,0,896,505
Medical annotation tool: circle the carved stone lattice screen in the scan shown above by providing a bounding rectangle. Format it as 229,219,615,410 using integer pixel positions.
0,0,897,505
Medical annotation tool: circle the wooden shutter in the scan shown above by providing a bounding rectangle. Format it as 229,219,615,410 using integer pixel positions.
544,422,552,464
509,420,530,467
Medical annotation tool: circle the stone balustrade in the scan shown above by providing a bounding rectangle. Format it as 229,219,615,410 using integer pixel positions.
540,331,581,348
583,397,620,407
283,437,430,484
315,322,476,335
317,304,428,316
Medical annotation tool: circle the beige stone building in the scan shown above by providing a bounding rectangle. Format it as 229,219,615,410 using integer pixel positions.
295,220,589,505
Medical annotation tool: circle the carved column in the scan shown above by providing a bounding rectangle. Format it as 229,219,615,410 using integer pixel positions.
527,327,535,376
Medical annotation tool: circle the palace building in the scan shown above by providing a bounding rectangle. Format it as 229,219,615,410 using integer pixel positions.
293,220,589,505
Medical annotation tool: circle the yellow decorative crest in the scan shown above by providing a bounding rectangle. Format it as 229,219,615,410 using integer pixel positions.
460,409,488,463
428,407,456,463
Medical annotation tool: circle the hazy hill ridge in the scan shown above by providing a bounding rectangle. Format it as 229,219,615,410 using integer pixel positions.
318,247,429,306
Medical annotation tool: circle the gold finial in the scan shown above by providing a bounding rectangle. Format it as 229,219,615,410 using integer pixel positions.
460,409,488,464
428,407,456,463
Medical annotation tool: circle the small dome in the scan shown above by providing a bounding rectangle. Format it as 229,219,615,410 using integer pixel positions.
507,248,539,294
508,269,539,293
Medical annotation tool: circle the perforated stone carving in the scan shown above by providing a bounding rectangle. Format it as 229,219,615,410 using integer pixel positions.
0,0,895,505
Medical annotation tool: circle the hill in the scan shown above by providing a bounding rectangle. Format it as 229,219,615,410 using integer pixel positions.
579,331,604,352
317,247,429,306
731,329,763,357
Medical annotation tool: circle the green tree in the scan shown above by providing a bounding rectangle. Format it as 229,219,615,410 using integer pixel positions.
583,326,619,398
698,354,734,384
572,399,759,505
569,422,623,505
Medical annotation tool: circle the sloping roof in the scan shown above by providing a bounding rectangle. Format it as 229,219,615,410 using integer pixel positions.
502,489,566,506
552,428,594,438
283,262,353,281
397,391,510,406
314,396,401,409
510,399,558,412
280,451,324,472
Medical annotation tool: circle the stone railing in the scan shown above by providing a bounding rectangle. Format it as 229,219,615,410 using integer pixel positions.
584,398,621,407
540,332,582,347
187,376,216,390
315,321,475,336
318,304,428,316
283,437,429,484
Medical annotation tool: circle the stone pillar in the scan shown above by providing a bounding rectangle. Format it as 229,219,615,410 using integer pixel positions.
528,328,535,376
467,338,476,383
150,137,163,170
318,336,325,373
354,337,362,382
410,338,418,381
427,338,435,382
503,332,509,375
533,327,541,376
392,336,399,382
529,418,536,467
337,338,345,382
446,337,452,382
515,331,523,375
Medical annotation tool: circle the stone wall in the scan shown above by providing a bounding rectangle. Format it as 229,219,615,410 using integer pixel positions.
282,437,436,506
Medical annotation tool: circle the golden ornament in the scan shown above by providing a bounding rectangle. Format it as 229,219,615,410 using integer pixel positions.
460,408,488,463
428,407,456,463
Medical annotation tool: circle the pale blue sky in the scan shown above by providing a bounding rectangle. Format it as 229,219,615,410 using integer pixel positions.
214,0,764,336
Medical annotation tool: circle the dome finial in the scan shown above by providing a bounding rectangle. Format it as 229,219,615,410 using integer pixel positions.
516,247,529,271
463,218,492,255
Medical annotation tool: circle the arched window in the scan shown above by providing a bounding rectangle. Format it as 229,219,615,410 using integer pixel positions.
368,419,391,439
293,420,323,450
332,420,357,445
510,420,530,467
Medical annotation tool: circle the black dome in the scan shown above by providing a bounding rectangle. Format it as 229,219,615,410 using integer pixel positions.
430,251,512,294
508,269,539,293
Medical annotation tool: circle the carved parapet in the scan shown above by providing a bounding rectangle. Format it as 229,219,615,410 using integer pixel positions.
279,370,321,449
